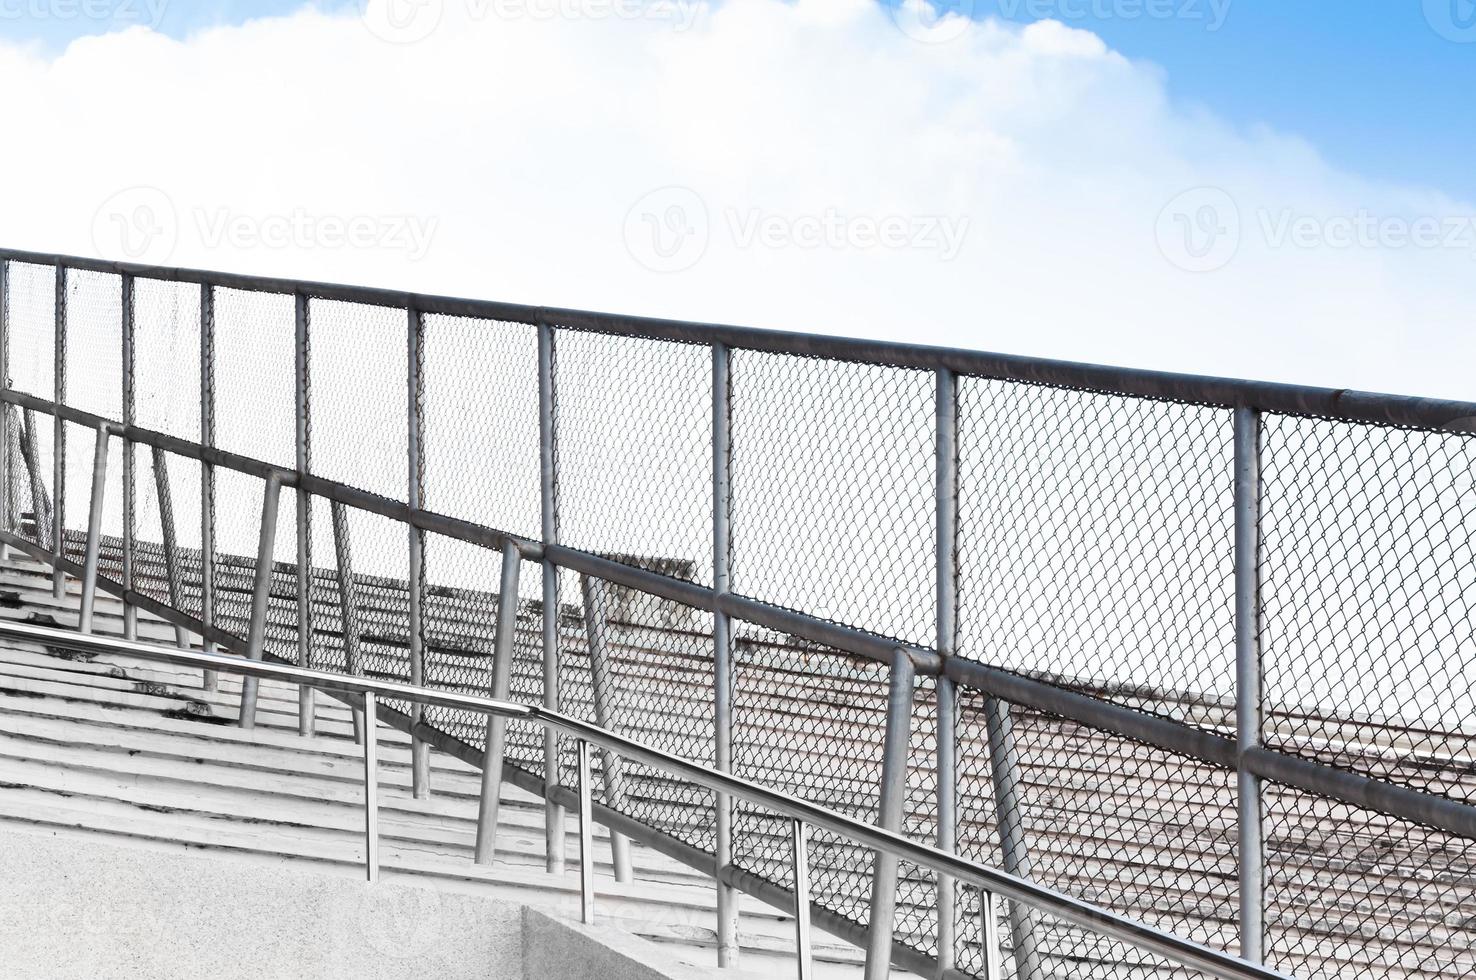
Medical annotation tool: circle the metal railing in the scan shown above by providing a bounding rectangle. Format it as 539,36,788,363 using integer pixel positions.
0,619,1289,980
1,247,1475,978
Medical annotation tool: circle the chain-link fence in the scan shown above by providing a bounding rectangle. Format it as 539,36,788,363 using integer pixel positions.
4,249,1476,979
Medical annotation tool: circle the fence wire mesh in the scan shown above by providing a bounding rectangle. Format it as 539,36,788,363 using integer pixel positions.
14,252,1476,980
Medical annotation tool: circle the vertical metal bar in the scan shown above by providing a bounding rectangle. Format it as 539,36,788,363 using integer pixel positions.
21,410,49,545
331,500,365,745
295,293,315,737
200,284,218,692
863,650,916,980
0,260,11,549
1235,406,1265,963
121,274,137,642
792,819,813,980
713,342,740,968
363,689,379,883
980,889,1004,980
986,698,1042,979
238,473,282,730
577,737,595,925
77,425,109,635
407,305,430,798
52,263,66,598
539,315,566,873
151,447,190,649
935,368,959,974
579,574,633,882
476,541,523,866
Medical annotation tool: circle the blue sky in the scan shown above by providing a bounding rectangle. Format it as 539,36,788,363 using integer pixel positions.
5,1,1472,199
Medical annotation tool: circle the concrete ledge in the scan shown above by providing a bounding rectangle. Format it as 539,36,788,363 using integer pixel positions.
0,826,755,980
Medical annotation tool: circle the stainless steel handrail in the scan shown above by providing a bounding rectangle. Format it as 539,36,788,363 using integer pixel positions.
0,620,1292,980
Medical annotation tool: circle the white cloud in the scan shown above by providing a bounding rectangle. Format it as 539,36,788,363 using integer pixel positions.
2,0,1473,400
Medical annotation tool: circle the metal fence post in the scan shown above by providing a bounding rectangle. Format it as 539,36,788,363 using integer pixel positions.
1235,407,1265,963
539,315,566,873
151,448,190,650
577,737,595,924
331,500,366,745
363,689,380,883
986,698,1042,979
52,263,66,598
121,274,137,641
21,410,49,546
980,889,1004,980
792,819,813,980
579,574,634,882
864,649,916,980
0,259,10,550
713,342,740,967
77,425,109,635
200,284,218,692
475,540,523,865
407,305,430,798
295,292,316,737
936,368,959,975
239,472,282,730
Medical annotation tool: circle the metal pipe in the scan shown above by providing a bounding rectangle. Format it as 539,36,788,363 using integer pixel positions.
985,698,1042,980
363,689,379,883
475,541,523,865
20,409,49,546
295,292,315,737
980,889,1003,980
539,316,566,873
793,819,813,980
121,273,136,641
713,342,740,968
579,574,634,882
864,650,916,980
0,617,1294,980
239,473,282,729
199,283,218,691
150,447,190,650
0,261,7,549
330,499,365,744
52,263,66,598
1234,407,1264,963
935,367,960,974
8,247,1475,432
77,424,110,634
407,304,430,797
577,737,595,924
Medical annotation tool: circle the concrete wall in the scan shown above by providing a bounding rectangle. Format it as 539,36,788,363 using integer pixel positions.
0,828,723,980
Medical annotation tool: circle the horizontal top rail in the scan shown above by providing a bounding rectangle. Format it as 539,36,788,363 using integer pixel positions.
5,247,1474,431
0,619,1292,980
